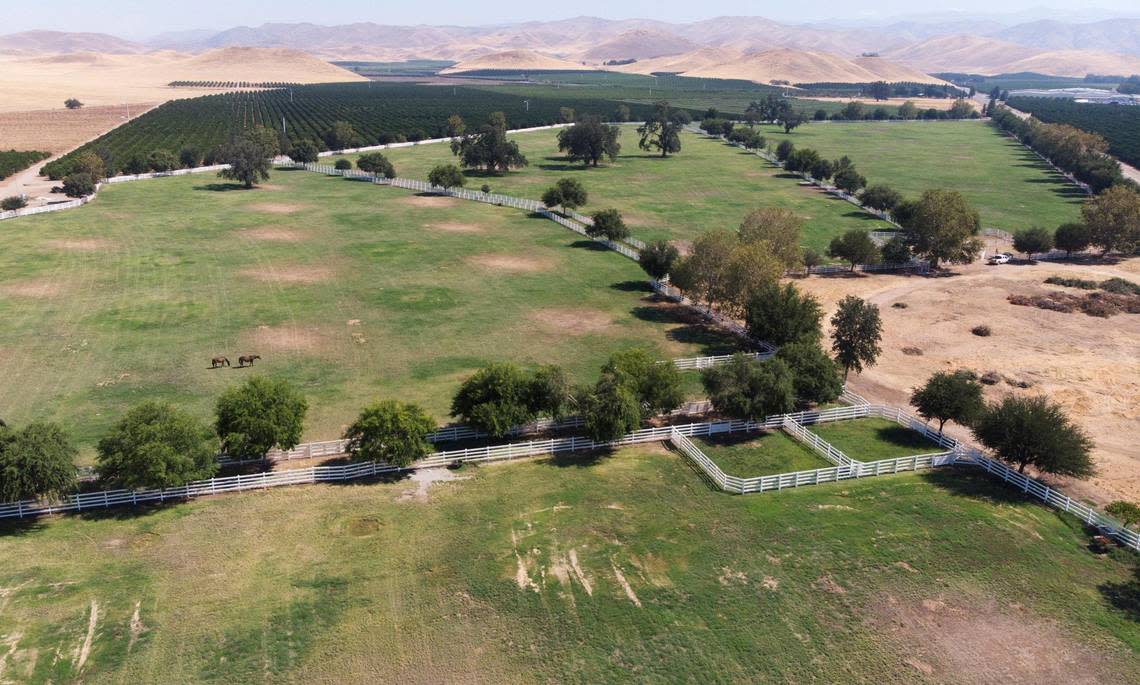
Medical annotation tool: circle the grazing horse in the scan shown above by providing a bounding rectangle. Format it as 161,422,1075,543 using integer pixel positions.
211,356,230,368
238,354,261,368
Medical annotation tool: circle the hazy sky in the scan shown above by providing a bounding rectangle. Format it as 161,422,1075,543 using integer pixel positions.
6,1,1140,38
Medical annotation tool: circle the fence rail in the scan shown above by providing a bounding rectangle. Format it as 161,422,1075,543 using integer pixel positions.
4,403,1137,552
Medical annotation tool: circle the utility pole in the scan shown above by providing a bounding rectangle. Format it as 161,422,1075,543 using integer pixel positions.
524,100,530,112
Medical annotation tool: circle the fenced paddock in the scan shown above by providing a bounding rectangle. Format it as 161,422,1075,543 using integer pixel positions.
4,402,1133,554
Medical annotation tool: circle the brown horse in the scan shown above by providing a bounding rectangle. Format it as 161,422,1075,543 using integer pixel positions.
238,354,261,368
211,356,230,368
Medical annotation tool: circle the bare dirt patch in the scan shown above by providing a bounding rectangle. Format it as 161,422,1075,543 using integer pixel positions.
396,467,470,503
528,307,614,336
398,194,460,209
246,324,324,352
869,593,1119,684
44,238,114,252
467,253,555,273
240,264,334,284
426,222,485,234
247,202,309,215
793,260,1140,504
0,279,64,298
238,227,308,243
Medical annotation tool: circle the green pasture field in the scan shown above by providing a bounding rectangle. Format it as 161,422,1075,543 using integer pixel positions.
1,446,1136,683
695,429,832,477
760,119,1085,232
0,169,738,457
328,128,893,250
808,417,944,460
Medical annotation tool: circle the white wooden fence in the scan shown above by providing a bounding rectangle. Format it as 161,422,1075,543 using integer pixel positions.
0,196,91,221
291,163,644,261
3,403,1136,551
103,164,230,184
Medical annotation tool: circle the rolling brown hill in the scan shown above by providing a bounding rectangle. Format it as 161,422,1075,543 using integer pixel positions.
0,30,144,55
441,49,589,74
886,34,1140,76
578,29,697,62
676,48,945,85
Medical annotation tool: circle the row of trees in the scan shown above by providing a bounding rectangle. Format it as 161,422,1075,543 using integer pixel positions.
909,370,1095,480
1008,186,1140,258
990,105,1127,193
0,376,307,502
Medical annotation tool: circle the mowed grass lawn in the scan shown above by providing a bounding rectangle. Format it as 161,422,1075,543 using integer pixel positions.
0,169,737,456
761,120,1085,232
809,418,945,460
328,127,892,251
695,429,832,477
0,447,1137,683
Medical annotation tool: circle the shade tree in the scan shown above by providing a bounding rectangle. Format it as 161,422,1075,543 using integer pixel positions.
638,101,687,157
910,371,984,433
215,376,307,461
828,230,880,271
96,402,217,489
557,116,621,167
972,396,1094,477
831,296,882,380
343,400,436,467
588,209,629,241
744,281,823,345
701,355,795,421
0,422,77,502
638,240,680,280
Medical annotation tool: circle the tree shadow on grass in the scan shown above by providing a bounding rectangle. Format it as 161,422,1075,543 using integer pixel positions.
546,447,617,468
194,182,251,192
1100,563,1140,622
0,516,47,537
917,468,1037,507
611,280,652,293
875,424,940,451
568,239,609,252
630,303,741,354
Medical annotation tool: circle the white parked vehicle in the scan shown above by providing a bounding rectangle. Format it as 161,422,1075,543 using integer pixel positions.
988,253,1012,265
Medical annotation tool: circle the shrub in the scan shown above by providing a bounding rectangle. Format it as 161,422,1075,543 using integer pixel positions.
334,159,352,170
1100,277,1140,296
1105,500,1140,529
343,400,436,467
1044,275,1098,290
1,195,27,211
971,325,992,337
215,376,308,461
64,98,83,109
480,184,491,194
880,235,912,264
96,402,218,489
891,302,908,309
62,172,97,198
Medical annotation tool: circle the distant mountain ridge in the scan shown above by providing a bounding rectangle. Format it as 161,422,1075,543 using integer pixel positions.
3,14,1139,78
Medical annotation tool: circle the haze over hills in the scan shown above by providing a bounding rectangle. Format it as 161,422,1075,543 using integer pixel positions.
885,35,1140,78
2,13,1139,80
